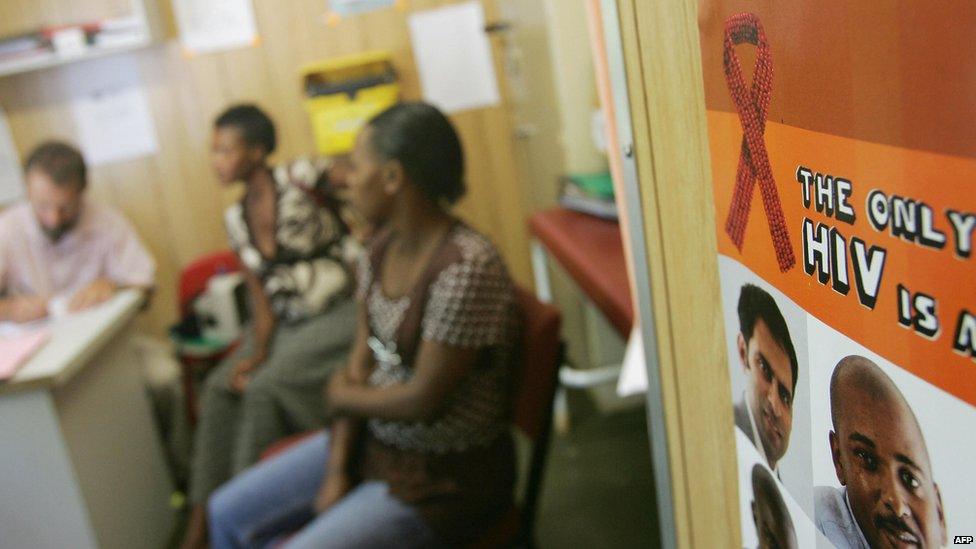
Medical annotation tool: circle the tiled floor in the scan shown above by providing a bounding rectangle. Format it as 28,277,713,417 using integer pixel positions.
535,402,659,548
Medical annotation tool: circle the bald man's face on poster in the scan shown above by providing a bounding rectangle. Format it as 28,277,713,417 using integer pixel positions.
830,361,947,548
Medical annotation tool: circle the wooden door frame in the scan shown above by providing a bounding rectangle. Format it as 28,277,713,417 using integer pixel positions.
611,0,740,546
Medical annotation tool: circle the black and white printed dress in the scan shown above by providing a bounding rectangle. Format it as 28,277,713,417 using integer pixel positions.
189,158,360,504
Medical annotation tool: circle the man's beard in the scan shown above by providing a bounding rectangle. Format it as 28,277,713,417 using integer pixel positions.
42,220,76,242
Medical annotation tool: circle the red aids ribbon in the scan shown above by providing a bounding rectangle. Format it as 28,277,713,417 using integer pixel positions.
723,13,795,272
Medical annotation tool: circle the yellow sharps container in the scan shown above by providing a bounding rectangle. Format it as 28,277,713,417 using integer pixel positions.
301,51,399,155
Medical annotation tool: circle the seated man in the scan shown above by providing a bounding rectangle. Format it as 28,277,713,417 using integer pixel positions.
182,104,359,548
0,141,188,483
750,463,798,549
0,141,155,321
816,355,947,548
733,283,799,476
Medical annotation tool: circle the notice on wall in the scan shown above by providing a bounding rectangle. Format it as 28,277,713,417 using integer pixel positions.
407,1,501,114
67,56,158,167
328,0,397,18
700,4,976,548
172,0,259,55
0,107,24,205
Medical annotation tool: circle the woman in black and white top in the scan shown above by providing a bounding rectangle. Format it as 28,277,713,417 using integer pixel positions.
181,104,359,549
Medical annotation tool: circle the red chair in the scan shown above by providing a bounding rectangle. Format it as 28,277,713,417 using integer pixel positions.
260,287,563,548
175,250,242,425
178,250,242,317
469,287,562,548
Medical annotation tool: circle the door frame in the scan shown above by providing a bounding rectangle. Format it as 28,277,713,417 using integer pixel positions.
612,0,740,546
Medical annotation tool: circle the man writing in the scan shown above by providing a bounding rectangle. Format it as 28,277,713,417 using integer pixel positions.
0,141,155,322
733,283,799,475
816,355,947,548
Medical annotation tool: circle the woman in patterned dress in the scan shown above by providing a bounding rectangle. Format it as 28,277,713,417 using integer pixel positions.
207,102,520,548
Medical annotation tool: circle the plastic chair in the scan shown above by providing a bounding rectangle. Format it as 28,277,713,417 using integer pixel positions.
175,250,242,425
177,250,242,317
259,287,563,548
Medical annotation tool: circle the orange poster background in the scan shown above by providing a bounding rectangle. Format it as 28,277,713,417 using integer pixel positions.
698,2,976,159
709,110,976,406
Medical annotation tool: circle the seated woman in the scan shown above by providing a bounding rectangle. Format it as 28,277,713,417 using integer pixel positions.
182,104,359,548
207,102,519,548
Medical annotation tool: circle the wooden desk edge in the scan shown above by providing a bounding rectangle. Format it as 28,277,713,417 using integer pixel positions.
0,291,145,396
527,210,634,336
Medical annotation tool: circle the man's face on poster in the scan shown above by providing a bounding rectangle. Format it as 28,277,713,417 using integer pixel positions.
739,318,794,467
830,391,947,548
752,493,798,549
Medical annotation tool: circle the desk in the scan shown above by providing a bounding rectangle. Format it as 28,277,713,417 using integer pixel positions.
528,209,634,428
0,290,175,549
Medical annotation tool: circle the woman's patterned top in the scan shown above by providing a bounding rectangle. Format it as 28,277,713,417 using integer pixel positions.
225,157,352,323
355,223,518,453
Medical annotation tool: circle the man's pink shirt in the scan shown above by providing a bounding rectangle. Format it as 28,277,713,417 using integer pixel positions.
0,200,155,299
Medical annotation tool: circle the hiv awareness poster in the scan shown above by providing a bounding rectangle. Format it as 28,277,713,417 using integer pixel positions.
699,3,976,548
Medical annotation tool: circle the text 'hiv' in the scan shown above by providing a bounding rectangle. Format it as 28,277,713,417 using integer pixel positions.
795,165,976,358
795,166,886,309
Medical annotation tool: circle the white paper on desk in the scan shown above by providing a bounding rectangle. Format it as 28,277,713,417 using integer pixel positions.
67,56,158,167
0,106,24,205
0,294,71,338
0,290,130,338
0,319,49,339
172,0,259,55
408,1,501,114
616,326,648,397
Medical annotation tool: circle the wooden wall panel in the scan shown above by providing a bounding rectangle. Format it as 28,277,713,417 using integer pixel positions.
0,0,534,336
0,0,132,36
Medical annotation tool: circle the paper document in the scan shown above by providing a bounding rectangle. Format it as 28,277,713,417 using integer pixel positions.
0,330,49,380
67,55,158,166
0,106,24,205
408,1,501,114
0,318,49,339
616,326,648,396
172,0,259,55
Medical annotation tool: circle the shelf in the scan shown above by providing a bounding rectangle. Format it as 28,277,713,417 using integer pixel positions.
0,0,165,79
0,34,154,78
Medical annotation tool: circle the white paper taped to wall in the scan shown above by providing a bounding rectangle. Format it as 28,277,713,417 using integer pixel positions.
72,87,158,166
0,106,24,205
330,0,396,18
66,55,158,167
408,1,501,114
172,0,259,55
